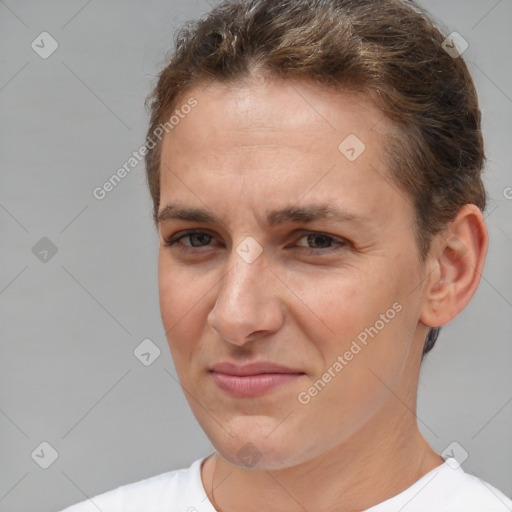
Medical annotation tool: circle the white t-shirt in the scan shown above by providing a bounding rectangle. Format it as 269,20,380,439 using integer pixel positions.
59,455,512,512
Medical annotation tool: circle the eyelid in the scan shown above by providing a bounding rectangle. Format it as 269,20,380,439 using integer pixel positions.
163,228,349,254
162,229,218,247
293,231,348,246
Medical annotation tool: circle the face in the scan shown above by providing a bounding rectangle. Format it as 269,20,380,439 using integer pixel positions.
157,77,430,470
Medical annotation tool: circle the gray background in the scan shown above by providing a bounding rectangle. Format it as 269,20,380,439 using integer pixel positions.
0,1,511,511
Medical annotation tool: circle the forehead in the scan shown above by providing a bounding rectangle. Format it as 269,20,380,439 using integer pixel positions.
158,78,411,230
166,77,388,147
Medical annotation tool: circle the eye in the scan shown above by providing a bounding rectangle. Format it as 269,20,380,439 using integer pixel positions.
294,232,348,254
162,230,215,253
162,230,348,255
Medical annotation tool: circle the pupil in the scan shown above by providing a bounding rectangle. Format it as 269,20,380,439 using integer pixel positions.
309,234,330,248
191,233,209,246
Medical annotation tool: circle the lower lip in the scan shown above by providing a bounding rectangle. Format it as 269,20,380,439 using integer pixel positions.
210,372,304,397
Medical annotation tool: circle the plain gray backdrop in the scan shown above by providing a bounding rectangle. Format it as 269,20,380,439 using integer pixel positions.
1,1,511,511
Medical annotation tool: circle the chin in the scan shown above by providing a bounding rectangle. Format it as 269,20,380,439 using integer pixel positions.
194,409,317,469
217,442,297,470
210,429,311,471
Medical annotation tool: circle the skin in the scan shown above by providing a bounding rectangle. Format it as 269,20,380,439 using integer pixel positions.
156,76,488,512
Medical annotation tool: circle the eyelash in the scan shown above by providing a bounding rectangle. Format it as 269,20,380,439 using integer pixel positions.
162,230,348,255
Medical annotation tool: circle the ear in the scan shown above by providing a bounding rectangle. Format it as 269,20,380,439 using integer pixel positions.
419,204,489,328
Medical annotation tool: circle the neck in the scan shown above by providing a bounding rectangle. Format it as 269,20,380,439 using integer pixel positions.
203,404,444,512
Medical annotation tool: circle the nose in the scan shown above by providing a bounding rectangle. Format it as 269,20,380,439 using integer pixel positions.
207,245,284,347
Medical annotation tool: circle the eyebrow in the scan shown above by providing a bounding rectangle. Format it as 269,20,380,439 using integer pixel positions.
156,203,371,227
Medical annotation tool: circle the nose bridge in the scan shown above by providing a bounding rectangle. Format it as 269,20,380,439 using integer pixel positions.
217,242,267,315
208,238,281,344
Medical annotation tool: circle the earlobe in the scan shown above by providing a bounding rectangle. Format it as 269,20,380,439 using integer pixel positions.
419,204,489,329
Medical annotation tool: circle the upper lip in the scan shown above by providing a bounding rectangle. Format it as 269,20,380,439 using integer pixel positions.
209,361,305,376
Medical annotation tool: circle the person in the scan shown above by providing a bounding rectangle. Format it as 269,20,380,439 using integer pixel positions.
60,0,512,510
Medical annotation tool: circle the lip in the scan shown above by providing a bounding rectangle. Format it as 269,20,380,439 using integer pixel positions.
209,361,304,376
209,361,305,397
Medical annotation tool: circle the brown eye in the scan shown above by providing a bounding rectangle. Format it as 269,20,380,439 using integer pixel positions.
295,232,347,253
298,234,335,249
180,233,213,247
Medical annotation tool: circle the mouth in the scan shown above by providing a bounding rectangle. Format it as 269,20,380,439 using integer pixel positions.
209,361,306,397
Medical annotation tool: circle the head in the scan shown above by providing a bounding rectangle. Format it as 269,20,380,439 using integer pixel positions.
145,0,488,469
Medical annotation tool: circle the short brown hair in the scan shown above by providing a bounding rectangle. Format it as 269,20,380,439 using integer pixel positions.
144,0,486,355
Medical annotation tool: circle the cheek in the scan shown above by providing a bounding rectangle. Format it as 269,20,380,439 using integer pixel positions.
158,252,212,321
158,256,209,368
287,261,414,382
283,264,387,351
289,278,410,446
